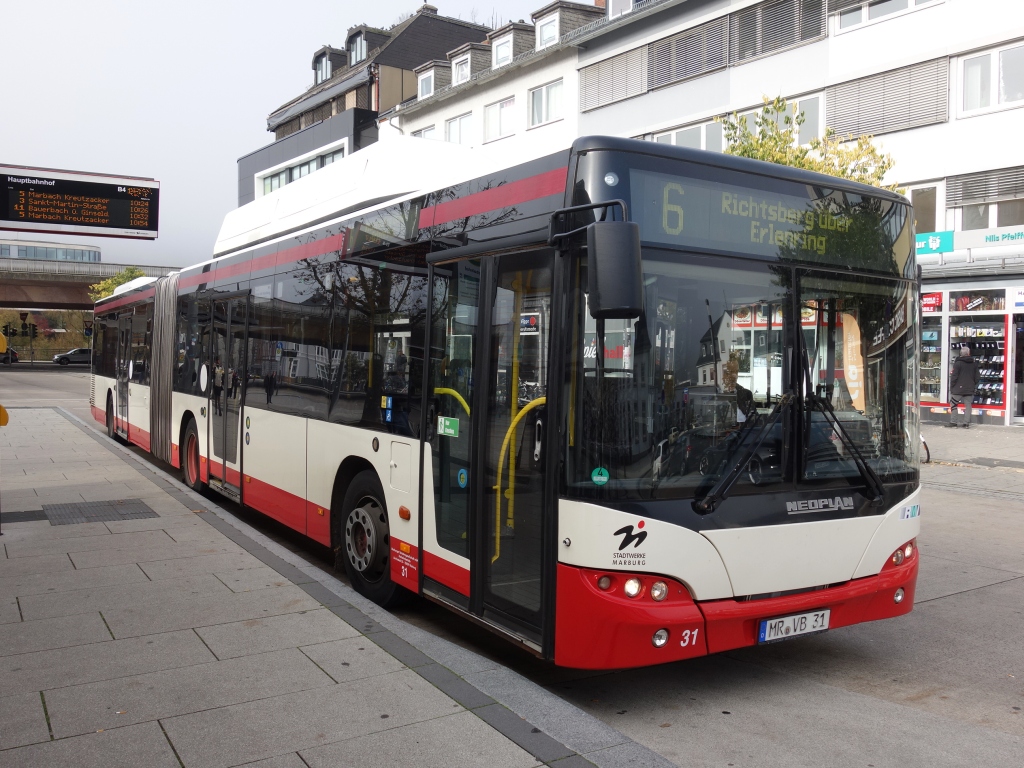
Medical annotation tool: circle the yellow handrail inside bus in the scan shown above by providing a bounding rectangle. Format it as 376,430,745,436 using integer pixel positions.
492,396,546,563
433,387,471,416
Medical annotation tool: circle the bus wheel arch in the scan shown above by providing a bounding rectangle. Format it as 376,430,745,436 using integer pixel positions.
330,461,408,607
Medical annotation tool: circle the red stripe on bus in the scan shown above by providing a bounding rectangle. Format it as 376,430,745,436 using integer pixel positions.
97,288,155,313
91,405,105,425
423,551,470,596
418,167,568,229
390,537,419,593
242,474,306,534
128,424,151,452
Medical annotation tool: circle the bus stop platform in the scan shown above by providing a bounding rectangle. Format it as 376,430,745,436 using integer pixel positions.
0,408,671,768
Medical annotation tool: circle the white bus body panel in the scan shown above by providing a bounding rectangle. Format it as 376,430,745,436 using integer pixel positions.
853,488,922,578
419,449,471,577
127,382,150,446
557,499,734,601
242,407,307,532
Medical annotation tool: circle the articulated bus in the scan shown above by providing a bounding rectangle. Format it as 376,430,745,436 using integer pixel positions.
91,136,921,669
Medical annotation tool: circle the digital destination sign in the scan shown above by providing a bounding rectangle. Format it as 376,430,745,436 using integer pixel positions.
630,169,855,260
0,165,159,240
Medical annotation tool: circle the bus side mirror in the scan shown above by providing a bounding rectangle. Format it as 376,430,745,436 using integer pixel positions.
587,220,644,320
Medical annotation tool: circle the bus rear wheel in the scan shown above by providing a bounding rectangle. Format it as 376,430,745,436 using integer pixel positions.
335,470,408,608
181,420,205,492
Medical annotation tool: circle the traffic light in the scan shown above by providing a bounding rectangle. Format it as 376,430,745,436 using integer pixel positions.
29,324,38,339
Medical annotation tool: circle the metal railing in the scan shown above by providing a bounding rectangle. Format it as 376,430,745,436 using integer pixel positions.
0,258,176,279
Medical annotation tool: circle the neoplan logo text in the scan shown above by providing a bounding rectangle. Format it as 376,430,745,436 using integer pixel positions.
786,496,855,514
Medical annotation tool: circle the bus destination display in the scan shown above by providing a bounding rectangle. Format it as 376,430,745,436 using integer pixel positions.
630,169,853,261
1,166,159,240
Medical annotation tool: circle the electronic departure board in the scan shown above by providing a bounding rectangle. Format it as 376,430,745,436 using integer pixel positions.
0,165,159,240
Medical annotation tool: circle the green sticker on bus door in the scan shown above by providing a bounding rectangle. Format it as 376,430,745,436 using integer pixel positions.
592,467,609,486
438,416,460,438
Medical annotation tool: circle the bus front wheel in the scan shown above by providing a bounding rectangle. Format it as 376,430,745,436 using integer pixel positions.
336,470,408,608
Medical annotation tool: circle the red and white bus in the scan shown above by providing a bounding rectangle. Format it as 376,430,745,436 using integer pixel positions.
91,136,921,669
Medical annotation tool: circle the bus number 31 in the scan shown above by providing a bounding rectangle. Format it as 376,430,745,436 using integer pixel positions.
680,627,699,647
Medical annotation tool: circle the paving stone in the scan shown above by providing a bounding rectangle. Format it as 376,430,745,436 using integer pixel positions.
102,515,207,534
0,629,214,695
19,573,229,622
473,703,575,763
70,539,244,569
213,564,292,592
197,608,359,659
103,584,322,638
299,710,542,768
4,529,172,559
0,691,49,750
162,669,463,768
233,755,309,768
0,597,20,625
0,612,110,657
416,663,496,710
0,563,149,599
137,551,264,580
0,721,180,768
300,636,406,683
0,521,112,540
45,647,335,738
0,552,74,577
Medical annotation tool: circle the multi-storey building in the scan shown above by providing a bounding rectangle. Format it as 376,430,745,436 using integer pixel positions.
236,4,489,206
0,238,101,262
378,0,1024,424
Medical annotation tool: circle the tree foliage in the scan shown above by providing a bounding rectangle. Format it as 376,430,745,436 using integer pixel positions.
88,266,147,301
718,97,898,191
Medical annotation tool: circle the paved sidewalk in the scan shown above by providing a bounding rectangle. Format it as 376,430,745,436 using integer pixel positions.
921,422,1024,500
0,408,669,768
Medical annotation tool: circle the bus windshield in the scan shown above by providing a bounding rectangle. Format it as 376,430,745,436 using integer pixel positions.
565,151,918,505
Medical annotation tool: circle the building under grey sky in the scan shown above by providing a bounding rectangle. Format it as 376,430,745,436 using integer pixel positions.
0,0,540,268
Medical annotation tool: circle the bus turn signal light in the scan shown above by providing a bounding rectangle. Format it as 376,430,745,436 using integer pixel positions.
398,506,411,520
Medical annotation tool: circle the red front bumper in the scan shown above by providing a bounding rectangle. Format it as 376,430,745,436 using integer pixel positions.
554,554,918,669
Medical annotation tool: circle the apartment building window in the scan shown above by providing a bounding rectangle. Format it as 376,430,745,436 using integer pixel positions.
529,80,562,127
412,125,437,139
446,113,473,144
452,56,471,85
349,34,367,64
608,0,633,18
961,200,1024,231
484,97,515,142
259,142,347,196
320,149,344,166
962,42,1024,114
418,72,434,99
315,55,331,85
493,35,512,67
263,169,288,195
837,0,937,31
537,14,558,49
730,0,826,64
292,159,317,180
909,186,939,232
654,121,724,152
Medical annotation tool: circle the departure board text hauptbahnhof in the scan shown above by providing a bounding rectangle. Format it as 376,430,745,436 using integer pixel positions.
0,166,159,240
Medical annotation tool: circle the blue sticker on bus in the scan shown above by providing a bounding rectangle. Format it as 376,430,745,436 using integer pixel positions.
385,409,393,423
457,468,468,488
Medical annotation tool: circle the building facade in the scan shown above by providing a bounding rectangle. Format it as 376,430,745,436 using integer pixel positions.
0,238,101,262
237,4,490,206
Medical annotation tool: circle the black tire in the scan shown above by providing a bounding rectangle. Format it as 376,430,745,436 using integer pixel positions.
181,419,206,492
58,358,69,366
106,394,116,440
334,470,408,608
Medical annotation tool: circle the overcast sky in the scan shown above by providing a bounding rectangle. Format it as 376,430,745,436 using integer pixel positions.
0,0,548,268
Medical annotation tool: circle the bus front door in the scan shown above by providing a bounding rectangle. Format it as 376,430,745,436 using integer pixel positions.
478,251,555,646
209,296,248,497
115,315,131,438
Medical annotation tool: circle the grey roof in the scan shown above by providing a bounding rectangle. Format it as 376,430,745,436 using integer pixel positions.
267,69,370,131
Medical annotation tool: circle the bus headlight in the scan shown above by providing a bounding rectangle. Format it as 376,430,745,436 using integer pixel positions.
904,541,914,558
894,588,905,604
624,577,642,598
650,581,668,601
892,549,905,566
597,576,612,591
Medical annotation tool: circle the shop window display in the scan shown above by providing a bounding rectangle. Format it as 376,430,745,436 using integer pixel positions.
920,317,942,403
949,289,1005,312
949,317,1005,406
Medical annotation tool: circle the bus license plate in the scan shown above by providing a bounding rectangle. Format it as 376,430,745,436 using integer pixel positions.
758,609,830,644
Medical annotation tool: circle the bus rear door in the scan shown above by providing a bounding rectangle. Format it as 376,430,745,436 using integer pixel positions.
208,294,249,497
114,315,131,438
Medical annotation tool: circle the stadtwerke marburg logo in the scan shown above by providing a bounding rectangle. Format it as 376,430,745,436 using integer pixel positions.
611,521,648,566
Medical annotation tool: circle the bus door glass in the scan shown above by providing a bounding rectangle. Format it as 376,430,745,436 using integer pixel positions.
209,296,248,491
481,251,554,633
115,315,132,436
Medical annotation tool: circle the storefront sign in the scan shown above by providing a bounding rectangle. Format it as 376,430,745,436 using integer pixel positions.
916,225,1024,255
922,293,942,312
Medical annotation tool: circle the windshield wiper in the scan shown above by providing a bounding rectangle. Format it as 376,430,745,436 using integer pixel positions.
800,348,886,505
692,393,792,515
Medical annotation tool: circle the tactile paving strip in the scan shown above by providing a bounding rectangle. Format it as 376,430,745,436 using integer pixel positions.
42,499,158,526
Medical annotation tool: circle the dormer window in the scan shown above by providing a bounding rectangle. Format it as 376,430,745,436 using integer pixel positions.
452,55,470,85
536,14,558,49
349,34,367,64
418,71,434,99
315,55,331,84
493,35,512,67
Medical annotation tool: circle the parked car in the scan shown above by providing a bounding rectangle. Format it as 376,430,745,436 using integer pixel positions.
1,348,19,364
53,348,91,366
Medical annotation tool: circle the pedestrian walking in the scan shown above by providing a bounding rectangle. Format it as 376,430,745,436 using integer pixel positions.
947,345,980,428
